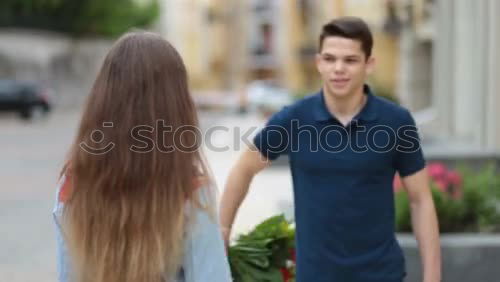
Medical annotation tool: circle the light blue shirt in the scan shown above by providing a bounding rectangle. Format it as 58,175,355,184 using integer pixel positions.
53,175,232,282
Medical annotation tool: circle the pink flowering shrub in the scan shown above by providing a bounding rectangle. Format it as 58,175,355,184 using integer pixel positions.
393,162,462,198
395,162,500,233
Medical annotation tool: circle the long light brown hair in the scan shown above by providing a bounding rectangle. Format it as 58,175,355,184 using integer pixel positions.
62,31,212,282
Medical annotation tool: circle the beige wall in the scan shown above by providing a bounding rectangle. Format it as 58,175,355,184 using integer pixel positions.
345,0,387,24
282,0,307,92
159,0,399,98
160,0,229,90
370,32,399,93
343,0,400,95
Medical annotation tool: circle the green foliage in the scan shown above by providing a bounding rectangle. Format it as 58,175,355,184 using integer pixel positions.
0,0,160,37
395,164,500,233
395,189,411,231
458,164,500,232
229,215,295,282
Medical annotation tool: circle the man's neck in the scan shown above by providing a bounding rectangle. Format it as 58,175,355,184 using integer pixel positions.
323,86,366,125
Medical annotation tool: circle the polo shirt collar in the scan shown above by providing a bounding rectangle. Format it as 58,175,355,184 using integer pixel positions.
313,84,378,123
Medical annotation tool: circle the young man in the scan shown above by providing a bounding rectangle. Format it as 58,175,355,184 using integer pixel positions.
220,17,441,282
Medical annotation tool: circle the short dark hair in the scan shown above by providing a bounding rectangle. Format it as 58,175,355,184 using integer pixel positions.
319,17,373,58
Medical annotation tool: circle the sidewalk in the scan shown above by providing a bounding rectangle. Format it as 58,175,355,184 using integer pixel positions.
201,112,294,237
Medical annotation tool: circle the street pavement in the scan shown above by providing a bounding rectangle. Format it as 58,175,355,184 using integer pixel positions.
0,109,293,281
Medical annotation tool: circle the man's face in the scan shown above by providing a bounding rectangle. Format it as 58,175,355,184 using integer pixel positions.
316,36,374,99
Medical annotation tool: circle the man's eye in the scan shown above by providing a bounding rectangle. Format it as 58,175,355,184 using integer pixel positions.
324,57,335,62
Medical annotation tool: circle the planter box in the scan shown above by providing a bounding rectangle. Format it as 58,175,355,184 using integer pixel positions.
397,233,500,282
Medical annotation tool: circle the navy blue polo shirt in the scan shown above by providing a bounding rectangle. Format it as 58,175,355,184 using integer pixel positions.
253,85,425,282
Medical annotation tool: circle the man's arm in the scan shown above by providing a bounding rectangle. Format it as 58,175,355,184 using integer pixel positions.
401,168,441,282
219,147,270,246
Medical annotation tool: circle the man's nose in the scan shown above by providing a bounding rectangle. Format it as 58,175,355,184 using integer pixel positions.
333,61,345,73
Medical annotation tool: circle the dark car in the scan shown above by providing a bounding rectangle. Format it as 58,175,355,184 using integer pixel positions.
0,79,52,119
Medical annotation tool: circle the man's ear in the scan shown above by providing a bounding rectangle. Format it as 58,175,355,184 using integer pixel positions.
315,53,322,73
366,56,376,75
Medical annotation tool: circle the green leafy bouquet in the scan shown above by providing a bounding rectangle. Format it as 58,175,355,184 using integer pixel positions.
228,215,296,282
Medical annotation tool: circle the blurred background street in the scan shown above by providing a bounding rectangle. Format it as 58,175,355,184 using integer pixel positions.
1,0,500,281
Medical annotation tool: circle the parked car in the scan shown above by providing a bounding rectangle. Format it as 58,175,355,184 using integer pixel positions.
0,79,52,119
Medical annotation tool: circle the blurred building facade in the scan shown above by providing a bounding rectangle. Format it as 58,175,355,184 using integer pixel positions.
399,0,500,153
160,0,500,154
159,0,400,97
